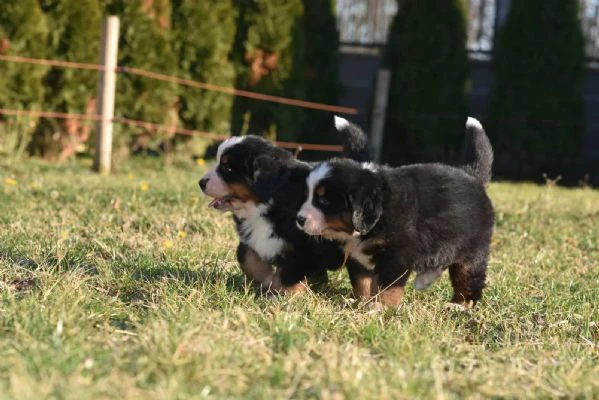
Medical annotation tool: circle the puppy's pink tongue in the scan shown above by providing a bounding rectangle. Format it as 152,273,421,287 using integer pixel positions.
209,197,232,210
209,198,224,208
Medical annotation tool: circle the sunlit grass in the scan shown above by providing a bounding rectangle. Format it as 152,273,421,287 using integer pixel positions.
1,157,598,399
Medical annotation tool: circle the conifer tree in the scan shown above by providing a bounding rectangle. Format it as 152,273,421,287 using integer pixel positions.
230,0,304,140
382,0,469,164
296,0,342,145
0,0,49,111
32,0,103,157
171,0,237,134
111,0,178,132
488,0,585,177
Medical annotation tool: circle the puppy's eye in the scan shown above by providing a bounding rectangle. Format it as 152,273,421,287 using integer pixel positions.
317,196,330,207
222,165,232,174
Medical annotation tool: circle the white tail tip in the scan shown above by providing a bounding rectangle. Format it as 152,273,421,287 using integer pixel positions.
334,115,350,130
466,117,483,130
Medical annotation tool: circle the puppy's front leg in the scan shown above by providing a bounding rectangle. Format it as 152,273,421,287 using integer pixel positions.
346,259,377,299
375,263,411,307
268,268,308,294
237,243,275,288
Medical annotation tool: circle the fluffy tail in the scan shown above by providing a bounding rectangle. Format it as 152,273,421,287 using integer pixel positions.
334,115,370,162
459,117,493,185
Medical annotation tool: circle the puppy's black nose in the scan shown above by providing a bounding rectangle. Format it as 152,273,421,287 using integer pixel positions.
199,178,208,191
296,215,306,227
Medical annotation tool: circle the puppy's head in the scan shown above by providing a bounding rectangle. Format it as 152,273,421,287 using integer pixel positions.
199,136,293,212
296,161,384,240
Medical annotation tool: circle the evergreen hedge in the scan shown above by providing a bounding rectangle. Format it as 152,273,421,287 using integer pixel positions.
33,0,103,157
0,0,49,112
0,0,49,153
0,0,341,158
382,0,469,164
230,0,341,143
296,0,342,145
230,0,305,140
111,0,179,150
172,0,237,134
488,0,585,178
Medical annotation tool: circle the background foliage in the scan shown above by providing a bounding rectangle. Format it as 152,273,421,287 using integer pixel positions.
31,0,103,159
0,0,341,158
0,0,590,176
0,0,50,156
382,0,469,165
487,0,586,179
172,0,237,135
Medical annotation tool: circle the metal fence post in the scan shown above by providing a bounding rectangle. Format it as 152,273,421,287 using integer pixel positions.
94,16,119,174
369,69,391,162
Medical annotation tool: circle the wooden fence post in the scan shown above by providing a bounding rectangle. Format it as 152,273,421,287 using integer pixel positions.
369,69,391,163
94,16,119,174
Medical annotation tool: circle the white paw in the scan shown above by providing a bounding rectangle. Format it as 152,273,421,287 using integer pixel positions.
444,302,471,312
414,269,443,290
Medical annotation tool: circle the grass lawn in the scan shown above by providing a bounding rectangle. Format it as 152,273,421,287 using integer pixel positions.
1,156,598,399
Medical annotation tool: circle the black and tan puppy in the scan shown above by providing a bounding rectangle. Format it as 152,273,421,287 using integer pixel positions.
198,116,369,293
296,117,495,306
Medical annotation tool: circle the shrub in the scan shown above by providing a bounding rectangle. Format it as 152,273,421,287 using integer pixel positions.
382,0,469,164
230,0,341,144
0,0,49,155
108,0,179,153
0,0,49,111
230,0,304,140
488,0,585,178
296,0,342,145
30,0,103,159
171,0,237,134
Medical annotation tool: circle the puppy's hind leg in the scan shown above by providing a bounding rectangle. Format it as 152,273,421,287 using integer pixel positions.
414,268,444,290
448,259,487,305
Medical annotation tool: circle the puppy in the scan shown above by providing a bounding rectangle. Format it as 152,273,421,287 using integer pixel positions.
199,116,369,293
297,117,495,306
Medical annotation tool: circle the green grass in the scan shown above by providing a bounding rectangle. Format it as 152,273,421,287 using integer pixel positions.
1,156,598,399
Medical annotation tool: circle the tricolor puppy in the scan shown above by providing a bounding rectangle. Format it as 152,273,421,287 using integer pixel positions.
199,116,369,293
297,117,495,306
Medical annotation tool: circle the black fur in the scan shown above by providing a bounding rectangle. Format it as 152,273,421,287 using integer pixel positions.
460,119,494,185
303,117,495,304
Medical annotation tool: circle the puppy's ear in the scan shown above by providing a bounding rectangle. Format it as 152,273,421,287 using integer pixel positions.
251,153,291,200
350,185,383,235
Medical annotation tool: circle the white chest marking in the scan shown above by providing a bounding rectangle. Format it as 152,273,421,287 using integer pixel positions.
235,203,285,261
345,237,376,270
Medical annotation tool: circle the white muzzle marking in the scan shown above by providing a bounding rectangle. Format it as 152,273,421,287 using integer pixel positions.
200,166,231,198
297,163,331,235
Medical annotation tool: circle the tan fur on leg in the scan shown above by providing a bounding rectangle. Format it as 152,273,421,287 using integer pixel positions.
449,263,472,305
239,246,275,286
378,285,404,307
268,268,308,295
352,272,376,299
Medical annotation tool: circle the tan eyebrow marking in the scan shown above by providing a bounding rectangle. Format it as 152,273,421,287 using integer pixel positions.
316,185,326,197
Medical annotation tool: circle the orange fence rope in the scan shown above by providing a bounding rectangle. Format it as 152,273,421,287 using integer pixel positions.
117,66,358,115
0,54,106,71
0,107,344,152
0,54,358,115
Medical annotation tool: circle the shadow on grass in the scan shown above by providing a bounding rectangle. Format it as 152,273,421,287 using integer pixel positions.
0,249,39,269
128,264,354,302
131,264,248,292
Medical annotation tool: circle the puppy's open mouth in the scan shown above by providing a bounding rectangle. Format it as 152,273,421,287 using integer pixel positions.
208,195,236,211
